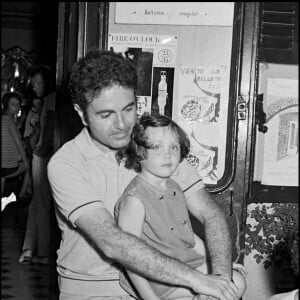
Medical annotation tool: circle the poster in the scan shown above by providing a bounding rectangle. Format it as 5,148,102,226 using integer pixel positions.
261,78,298,186
108,33,177,118
177,65,228,184
115,2,234,26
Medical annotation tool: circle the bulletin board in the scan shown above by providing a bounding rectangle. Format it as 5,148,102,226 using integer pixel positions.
108,2,236,187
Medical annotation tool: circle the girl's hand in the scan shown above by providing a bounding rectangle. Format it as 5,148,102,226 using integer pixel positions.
232,263,248,278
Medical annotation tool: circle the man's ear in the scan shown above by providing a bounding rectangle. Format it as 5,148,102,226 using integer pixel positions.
74,104,88,126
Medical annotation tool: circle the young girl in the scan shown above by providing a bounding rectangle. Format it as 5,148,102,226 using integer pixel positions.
1,92,30,198
115,114,246,300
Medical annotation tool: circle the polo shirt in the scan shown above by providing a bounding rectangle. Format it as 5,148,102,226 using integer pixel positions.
47,127,204,295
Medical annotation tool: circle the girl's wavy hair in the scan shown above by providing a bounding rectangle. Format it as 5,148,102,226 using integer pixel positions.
117,113,190,172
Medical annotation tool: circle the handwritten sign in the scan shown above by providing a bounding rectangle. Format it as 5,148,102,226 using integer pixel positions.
177,65,228,184
115,2,234,26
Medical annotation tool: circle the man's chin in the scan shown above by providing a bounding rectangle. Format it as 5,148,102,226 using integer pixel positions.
109,138,130,150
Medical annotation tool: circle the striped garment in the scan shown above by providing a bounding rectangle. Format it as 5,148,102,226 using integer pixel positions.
1,114,20,168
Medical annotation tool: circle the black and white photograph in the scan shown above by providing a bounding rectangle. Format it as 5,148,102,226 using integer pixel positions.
1,2,298,300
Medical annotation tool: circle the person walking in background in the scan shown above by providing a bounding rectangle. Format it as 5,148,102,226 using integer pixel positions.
18,66,56,265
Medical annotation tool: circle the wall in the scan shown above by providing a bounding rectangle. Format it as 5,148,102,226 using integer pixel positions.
1,28,35,51
1,2,58,70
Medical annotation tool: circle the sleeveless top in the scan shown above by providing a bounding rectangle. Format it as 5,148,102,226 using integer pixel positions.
1,115,20,169
114,175,205,298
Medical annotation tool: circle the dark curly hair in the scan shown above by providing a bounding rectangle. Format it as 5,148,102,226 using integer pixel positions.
69,50,138,115
117,113,190,172
2,92,22,111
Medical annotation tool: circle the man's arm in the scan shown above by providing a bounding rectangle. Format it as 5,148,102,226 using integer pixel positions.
75,207,239,300
186,187,233,277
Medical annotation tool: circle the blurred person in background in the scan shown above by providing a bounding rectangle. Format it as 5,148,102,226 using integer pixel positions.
18,66,56,264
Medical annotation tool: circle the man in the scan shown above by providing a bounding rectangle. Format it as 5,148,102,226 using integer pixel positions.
47,50,239,299
19,67,56,264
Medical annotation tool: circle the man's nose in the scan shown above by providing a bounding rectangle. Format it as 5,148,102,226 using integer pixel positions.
114,114,126,129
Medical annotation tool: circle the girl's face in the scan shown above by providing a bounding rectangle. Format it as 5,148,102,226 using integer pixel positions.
7,97,21,116
140,126,181,179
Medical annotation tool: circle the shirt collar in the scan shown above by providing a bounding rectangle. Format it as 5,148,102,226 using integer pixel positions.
75,127,117,162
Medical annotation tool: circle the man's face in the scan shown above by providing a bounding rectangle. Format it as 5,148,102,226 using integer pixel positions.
75,85,137,151
31,73,45,98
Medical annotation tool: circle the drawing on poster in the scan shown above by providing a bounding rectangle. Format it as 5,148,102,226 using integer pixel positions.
260,78,298,186
177,65,227,184
277,112,298,160
151,67,174,118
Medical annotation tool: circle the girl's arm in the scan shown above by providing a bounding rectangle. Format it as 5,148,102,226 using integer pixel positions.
117,195,160,300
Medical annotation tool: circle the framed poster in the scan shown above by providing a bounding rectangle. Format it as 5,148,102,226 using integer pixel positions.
261,78,298,186
250,63,298,204
254,63,298,187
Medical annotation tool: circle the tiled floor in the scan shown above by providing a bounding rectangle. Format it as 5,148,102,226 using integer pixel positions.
1,199,60,299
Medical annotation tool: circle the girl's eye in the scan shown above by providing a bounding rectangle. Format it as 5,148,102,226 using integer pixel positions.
170,144,180,152
151,144,161,151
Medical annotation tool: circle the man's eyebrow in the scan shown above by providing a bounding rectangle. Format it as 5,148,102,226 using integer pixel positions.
95,101,136,114
123,101,136,109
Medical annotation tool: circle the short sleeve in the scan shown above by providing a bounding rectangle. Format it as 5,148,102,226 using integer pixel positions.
47,154,105,227
171,159,205,199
